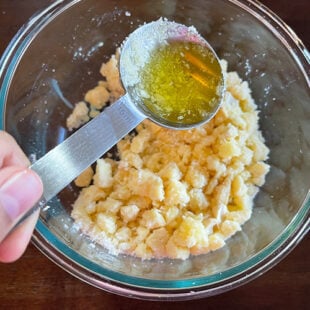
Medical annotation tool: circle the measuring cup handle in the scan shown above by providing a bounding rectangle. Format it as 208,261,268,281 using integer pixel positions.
4,94,145,241
32,93,145,202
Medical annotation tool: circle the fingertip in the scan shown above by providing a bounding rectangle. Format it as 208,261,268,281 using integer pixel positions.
0,210,39,263
0,168,43,222
28,169,44,199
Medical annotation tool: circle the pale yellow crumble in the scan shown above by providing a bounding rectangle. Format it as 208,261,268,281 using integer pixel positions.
68,51,270,260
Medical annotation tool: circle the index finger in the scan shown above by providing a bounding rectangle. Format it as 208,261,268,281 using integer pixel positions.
0,131,30,168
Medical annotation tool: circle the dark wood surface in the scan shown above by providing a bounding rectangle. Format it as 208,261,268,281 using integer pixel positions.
0,1,309,309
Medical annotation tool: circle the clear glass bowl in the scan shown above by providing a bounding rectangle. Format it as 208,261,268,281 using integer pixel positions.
0,0,309,300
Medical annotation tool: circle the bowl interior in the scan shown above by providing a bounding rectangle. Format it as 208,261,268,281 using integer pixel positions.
1,0,309,292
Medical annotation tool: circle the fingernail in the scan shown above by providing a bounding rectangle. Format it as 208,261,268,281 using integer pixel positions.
0,170,42,221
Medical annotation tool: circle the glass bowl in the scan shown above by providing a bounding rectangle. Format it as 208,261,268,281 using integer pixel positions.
0,0,309,300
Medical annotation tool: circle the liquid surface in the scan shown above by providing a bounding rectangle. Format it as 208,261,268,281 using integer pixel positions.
138,40,224,125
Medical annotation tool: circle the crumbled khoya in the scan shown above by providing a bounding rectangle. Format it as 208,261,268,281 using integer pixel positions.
68,51,270,260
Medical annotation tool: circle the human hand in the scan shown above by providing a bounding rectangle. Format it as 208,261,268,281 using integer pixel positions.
0,131,43,262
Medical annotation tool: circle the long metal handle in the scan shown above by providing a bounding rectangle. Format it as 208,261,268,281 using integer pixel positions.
6,94,145,238
31,93,145,202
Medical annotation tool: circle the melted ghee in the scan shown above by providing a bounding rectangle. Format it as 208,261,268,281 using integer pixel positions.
138,40,223,125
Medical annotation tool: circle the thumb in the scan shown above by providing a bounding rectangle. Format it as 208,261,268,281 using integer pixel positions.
0,168,43,243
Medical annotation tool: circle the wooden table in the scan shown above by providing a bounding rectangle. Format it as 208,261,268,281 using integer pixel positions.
0,1,309,309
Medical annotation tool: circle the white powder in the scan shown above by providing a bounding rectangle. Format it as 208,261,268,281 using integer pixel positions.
120,18,201,91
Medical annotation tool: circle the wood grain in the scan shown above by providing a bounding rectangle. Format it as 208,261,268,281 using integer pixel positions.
0,1,309,309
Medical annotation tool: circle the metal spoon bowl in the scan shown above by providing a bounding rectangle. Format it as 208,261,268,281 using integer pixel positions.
120,19,225,129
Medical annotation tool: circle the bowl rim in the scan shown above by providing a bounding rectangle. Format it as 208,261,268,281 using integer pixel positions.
32,195,309,300
0,0,309,300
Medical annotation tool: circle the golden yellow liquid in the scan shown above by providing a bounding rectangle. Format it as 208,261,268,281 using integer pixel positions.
138,40,223,125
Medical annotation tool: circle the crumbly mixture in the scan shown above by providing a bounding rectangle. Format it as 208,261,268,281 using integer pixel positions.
68,51,270,260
